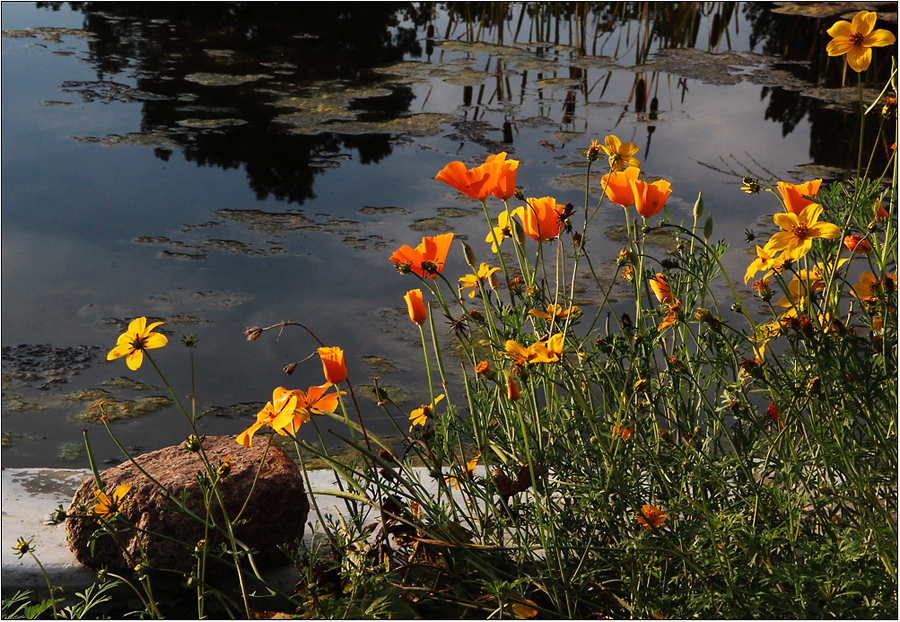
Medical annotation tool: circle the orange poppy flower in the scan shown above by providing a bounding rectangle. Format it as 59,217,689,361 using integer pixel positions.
482,152,519,200
435,153,519,201
602,166,640,207
404,289,428,325
435,160,494,201
843,234,872,254
390,232,454,279
650,273,673,304
318,346,347,384
874,201,890,220
630,177,672,219
776,179,822,215
513,197,565,242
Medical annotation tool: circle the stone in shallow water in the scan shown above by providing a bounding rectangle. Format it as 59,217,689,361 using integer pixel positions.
65,435,309,574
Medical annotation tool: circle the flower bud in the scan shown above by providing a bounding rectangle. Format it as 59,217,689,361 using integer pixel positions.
283,362,298,376
245,327,263,341
404,289,428,325
692,192,704,219
511,217,527,246
461,241,478,268
506,378,521,401
703,214,714,240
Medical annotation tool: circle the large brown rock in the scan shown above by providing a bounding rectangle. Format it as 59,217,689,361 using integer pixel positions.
65,435,308,573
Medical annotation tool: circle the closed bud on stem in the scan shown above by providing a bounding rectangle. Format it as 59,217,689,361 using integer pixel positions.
693,192,704,219
283,362,299,376
511,218,527,246
703,214,714,240
461,241,478,268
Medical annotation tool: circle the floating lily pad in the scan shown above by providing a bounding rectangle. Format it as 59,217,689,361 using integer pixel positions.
358,383,408,406
176,118,248,128
184,72,271,86
58,442,85,462
438,207,478,218
363,356,402,374
214,208,317,233
75,395,173,423
410,217,453,232
101,377,158,391
360,206,407,215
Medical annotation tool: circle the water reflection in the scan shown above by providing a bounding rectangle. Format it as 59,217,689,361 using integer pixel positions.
3,2,896,468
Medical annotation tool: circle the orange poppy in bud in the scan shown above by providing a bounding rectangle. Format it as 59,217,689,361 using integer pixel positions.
650,274,674,304
630,178,672,219
318,346,347,384
506,378,521,401
390,232,454,279
404,289,428,324
843,235,872,254
874,201,889,220
777,179,822,215
602,166,640,207
513,197,565,241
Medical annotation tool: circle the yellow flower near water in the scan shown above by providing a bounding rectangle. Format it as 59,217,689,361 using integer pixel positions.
409,394,444,431
826,10,896,73
503,333,564,364
744,245,789,284
485,210,514,252
92,484,132,519
763,203,840,261
107,317,168,371
529,304,580,321
599,135,640,172
458,263,501,298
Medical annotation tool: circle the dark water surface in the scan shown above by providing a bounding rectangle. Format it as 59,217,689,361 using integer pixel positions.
2,2,895,467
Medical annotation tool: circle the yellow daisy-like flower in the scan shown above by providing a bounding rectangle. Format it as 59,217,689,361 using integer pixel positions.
503,334,564,364
107,317,168,371
458,263,501,298
485,210,515,252
763,203,840,261
826,10,896,73
409,394,444,431
658,301,682,332
447,453,480,490
599,135,640,172
744,245,790,284
528,304,580,321
92,484,132,519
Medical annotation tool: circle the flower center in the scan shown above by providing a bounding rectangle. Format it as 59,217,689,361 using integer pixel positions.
850,32,865,46
130,335,148,351
791,223,811,240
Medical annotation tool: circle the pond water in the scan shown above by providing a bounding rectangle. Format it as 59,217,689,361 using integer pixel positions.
2,2,896,468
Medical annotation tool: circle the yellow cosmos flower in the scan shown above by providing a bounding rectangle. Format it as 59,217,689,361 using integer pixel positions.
447,453,480,490
599,134,640,172
107,317,168,371
763,203,841,261
528,304,580,321
92,484,132,519
458,263,501,298
658,301,682,332
636,504,667,530
485,210,515,252
826,10,896,73
744,245,790,284
409,394,444,431
503,333,564,364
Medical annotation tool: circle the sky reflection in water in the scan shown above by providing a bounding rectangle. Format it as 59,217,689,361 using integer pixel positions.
1,2,895,467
